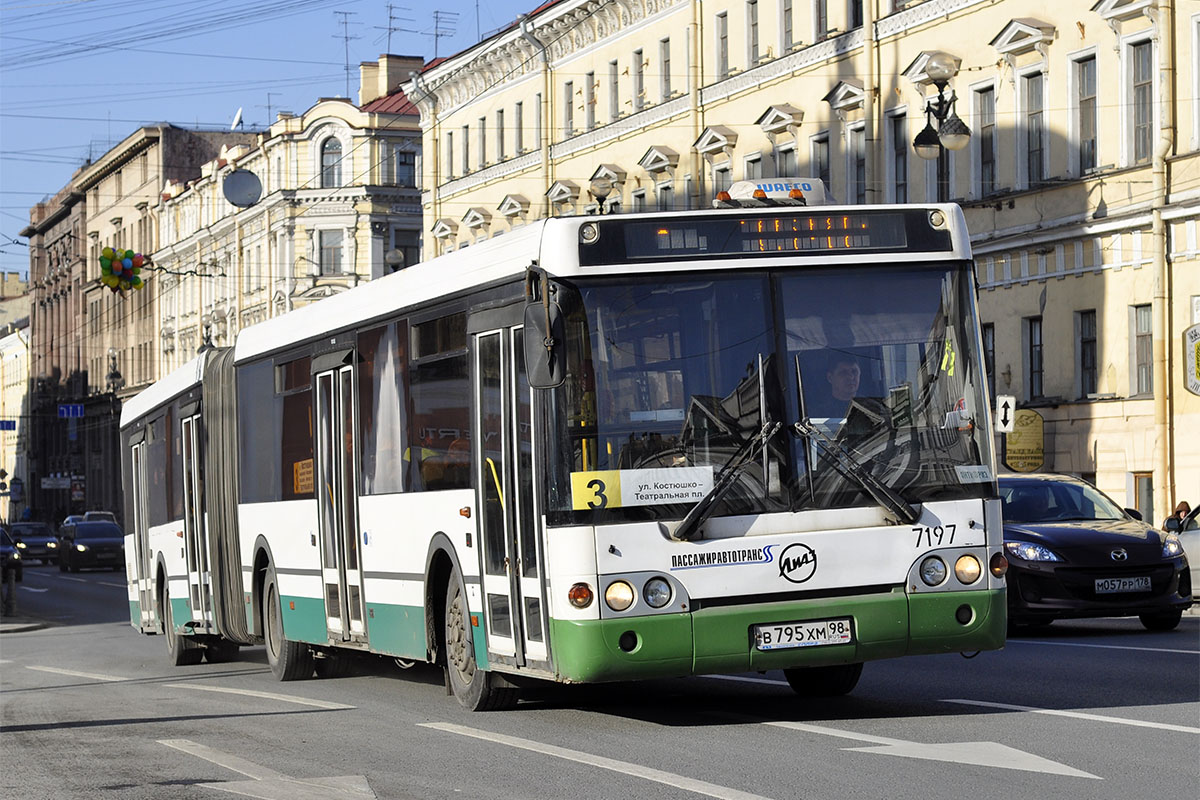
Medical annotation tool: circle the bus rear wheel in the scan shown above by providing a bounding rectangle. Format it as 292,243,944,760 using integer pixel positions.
443,569,518,711
263,566,313,681
783,663,863,697
163,584,203,666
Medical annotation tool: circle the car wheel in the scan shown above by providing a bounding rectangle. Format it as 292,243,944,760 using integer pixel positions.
1138,610,1182,631
263,565,313,681
443,568,518,711
163,584,203,666
783,663,864,697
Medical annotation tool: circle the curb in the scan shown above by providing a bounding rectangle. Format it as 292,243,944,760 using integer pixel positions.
0,617,49,633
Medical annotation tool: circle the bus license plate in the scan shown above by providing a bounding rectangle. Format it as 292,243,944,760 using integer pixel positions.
1095,576,1151,594
753,618,853,651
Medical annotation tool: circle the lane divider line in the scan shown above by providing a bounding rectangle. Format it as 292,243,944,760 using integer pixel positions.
1007,638,1197,655
166,683,355,710
27,665,126,682
943,698,1200,734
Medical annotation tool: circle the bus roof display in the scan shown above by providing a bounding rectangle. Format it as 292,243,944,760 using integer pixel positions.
578,208,953,266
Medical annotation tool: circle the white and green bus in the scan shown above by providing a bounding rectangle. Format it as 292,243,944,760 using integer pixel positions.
121,193,1008,710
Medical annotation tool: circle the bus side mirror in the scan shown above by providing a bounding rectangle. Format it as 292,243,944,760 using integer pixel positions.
524,301,566,389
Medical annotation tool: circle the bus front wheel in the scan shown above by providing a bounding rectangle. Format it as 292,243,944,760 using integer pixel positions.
263,566,314,681
443,569,518,711
163,583,203,667
783,663,863,697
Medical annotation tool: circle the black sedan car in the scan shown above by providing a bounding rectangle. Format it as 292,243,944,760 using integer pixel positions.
9,521,58,564
58,521,125,572
1000,474,1192,630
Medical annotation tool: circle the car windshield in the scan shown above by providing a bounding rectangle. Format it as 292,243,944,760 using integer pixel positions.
999,479,1126,523
1,530,14,547
12,524,51,537
73,522,122,539
543,264,994,525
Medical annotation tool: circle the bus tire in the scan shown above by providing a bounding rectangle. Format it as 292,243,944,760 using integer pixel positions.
443,569,518,711
783,662,863,697
263,566,313,681
163,584,203,667
204,639,240,663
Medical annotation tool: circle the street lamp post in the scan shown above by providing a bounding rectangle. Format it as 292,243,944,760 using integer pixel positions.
912,52,971,202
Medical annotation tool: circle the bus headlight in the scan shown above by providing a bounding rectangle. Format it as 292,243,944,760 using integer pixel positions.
643,577,672,608
567,583,593,609
919,556,947,586
604,580,635,611
954,555,982,585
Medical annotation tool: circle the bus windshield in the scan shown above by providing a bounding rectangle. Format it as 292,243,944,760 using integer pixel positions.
544,264,993,525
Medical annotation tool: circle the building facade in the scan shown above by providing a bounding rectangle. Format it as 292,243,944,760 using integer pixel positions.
0,322,30,523
405,0,1197,519
154,54,424,373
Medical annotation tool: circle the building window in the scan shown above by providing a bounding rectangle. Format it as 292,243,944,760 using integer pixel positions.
1076,56,1097,172
1026,316,1043,400
461,124,470,174
534,93,542,149
391,229,420,272
848,0,862,29
981,322,996,401
514,102,524,153
496,109,506,160
713,165,731,194
1134,303,1152,394
660,39,671,99
814,0,828,41
1023,72,1045,187
477,117,487,168
891,114,907,202
745,155,762,180
1079,309,1097,398
1133,472,1154,524
782,0,793,51
977,87,996,195
563,81,574,136
321,138,342,188
388,146,415,187
1131,40,1153,165
657,182,674,211
609,60,620,121
747,1,759,64
585,72,596,130
811,134,830,196
319,230,343,275
850,126,866,204
716,13,729,79
633,50,644,110
777,145,796,178
445,132,454,178
632,189,647,212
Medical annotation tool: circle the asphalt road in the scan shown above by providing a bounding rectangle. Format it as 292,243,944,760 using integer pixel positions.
2,562,1197,800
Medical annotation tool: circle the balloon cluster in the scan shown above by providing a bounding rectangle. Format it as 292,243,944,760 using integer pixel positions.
100,247,146,293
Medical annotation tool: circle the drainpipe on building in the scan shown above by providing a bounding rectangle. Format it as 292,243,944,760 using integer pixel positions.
690,0,703,207
863,0,878,203
1148,0,1175,513
408,70,438,255
519,15,550,218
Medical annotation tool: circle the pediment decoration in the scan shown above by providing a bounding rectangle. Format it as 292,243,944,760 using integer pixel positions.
1091,0,1152,24
991,19,1056,67
462,207,492,229
497,194,529,217
431,218,458,239
638,145,679,174
590,163,627,184
692,127,739,159
545,180,579,204
823,80,865,112
756,105,804,138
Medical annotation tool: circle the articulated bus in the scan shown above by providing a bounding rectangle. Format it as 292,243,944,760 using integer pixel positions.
121,192,1007,709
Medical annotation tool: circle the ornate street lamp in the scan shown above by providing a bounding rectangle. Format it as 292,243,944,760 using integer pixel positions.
105,347,124,393
913,52,970,201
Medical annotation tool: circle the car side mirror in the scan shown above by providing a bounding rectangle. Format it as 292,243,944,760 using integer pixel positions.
1124,508,1143,521
1164,517,1182,532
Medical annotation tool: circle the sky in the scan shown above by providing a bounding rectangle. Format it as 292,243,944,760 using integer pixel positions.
0,0,539,278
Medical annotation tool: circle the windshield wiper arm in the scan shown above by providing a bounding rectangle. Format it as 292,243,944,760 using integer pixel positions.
792,419,920,525
667,420,782,542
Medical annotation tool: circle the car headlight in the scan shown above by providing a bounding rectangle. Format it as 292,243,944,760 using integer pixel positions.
1005,541,1062,562
47,541,57,549
75,543,89,552
16,541,26,549
1162,534,1183,558
643,577,672,608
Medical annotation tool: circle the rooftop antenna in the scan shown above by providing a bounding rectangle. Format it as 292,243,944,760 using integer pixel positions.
373,3,415,52
333,10,361,97
230,107,243,131
428,10,458,59
257,93,280,126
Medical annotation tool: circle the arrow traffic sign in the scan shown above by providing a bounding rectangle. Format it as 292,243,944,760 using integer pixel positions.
995,394,1016,433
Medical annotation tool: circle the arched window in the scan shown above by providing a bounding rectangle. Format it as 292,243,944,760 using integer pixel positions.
321,138,342,187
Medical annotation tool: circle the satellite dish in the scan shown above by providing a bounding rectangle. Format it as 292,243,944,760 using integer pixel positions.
230,107,243,131
223,169,262,208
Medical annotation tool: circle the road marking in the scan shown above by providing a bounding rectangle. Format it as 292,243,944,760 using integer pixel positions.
166,683,355,710
20,586,49,592
160,739,376,799
58,576,87,583
99,581,126,588
1007,638,1197,655
27,665,126,682
943,699,1200,734
701,674,786,686
762,719,1100,778
421,721,777,800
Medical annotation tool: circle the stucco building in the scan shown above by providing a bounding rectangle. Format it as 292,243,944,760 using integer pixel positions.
405,0,1197,520
0,321,30,523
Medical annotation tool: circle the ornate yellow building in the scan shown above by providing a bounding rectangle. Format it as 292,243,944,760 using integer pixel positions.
407,0,1198,520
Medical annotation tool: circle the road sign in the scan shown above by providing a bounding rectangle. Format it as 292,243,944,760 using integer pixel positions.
0,420,15,430
58,404,85,419
994,395,1016,433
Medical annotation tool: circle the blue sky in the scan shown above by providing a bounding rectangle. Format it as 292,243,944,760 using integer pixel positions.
0,0,537,278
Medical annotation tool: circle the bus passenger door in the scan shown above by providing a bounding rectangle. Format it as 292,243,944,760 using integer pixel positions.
474,326,548,666
314,363,367,643
180,412,210,627
129,437,156,632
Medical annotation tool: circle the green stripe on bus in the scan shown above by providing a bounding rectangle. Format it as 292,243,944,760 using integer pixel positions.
906,587,1007,653
128,599,140,626
278,595,329,644
364,603,427,660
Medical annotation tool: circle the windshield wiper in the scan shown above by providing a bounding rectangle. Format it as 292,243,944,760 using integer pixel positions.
792,418,920,525
667,420,782,542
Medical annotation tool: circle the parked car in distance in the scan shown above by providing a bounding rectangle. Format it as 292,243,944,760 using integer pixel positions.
82,510,117,523
9,521,58,564
1165,505,1200,599
59,514,84,532
1000,474,1192,631
1,528,23,583
58,521,125,572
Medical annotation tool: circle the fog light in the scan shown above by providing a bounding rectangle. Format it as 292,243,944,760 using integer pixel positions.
954,555,982,585
919,556,947,586
989,552,1009,578
618,631,638,652
567,582,593,609
604,580,635,611
643,577,671,608
955,604,974,625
